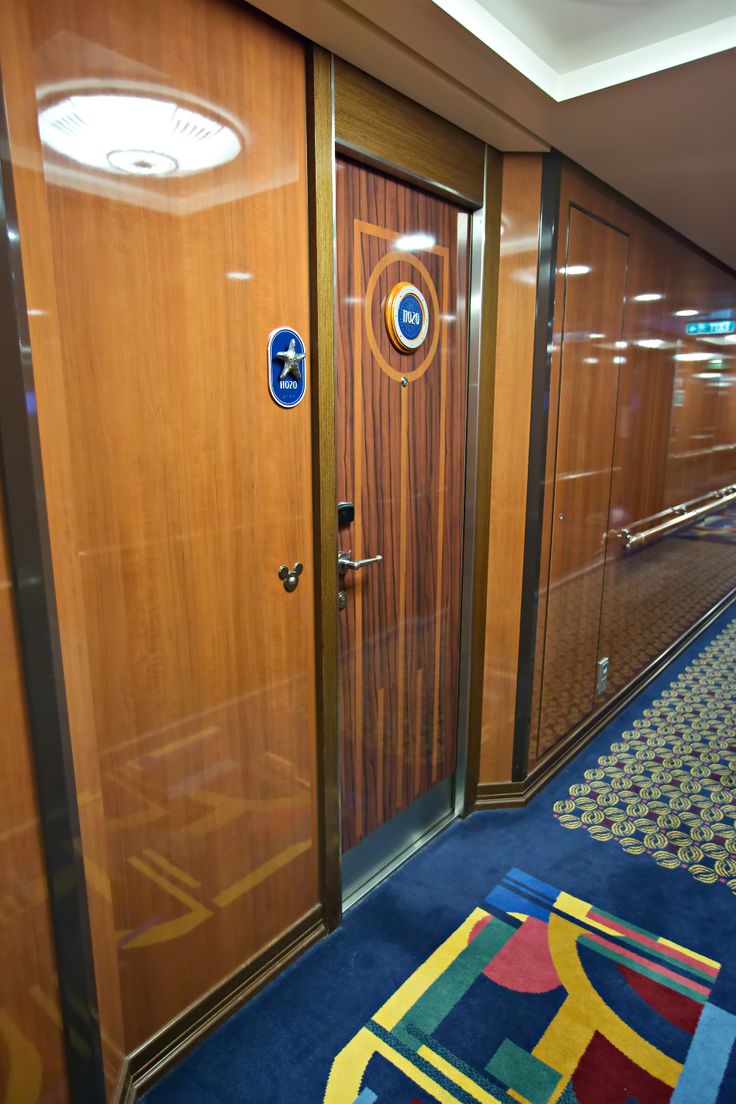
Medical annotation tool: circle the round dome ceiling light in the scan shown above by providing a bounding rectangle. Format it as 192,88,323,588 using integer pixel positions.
38,91,242,177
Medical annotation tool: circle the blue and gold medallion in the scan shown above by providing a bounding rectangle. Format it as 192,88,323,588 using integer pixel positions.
384,282,429,353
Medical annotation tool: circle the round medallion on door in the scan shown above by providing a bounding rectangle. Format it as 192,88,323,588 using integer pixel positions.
385,281,430,353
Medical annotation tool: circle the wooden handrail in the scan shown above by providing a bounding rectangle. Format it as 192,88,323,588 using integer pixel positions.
619,484,736,553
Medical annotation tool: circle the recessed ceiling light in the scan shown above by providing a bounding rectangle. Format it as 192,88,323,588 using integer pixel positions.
674,352,717,362
674,309,699,317
39,91,242,177
589,333,605,340
395,233,436,252
615,341,628,349
613,356,626,364
633,293,664,302
637,339,664,349
560,265,591,276
583,357,599,364
227,271,253,281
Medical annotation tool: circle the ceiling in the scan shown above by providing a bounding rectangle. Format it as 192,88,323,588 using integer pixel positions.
250,0,736,269
433,0,736,97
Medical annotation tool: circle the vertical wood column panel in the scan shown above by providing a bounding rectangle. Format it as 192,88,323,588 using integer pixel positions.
479,154,542,783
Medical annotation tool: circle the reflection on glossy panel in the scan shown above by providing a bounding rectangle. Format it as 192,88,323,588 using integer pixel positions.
536,207,628,759
0,491,69,1104
1,0,318,1062
336,158,469,851
527,161,736,775
600,226,736,705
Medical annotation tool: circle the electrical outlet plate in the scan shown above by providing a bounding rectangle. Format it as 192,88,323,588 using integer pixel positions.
596,656,609,696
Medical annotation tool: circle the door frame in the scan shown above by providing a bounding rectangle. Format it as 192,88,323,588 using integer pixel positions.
307,49,502,928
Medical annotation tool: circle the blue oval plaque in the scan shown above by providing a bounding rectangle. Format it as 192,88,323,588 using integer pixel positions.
268,328,307,409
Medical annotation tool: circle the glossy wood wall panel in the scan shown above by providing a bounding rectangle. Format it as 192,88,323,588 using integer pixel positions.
599,218,736,705
526,161,736,774
535,207,628,759
479,154,542,782
1,0,318,1065
335,158,469,850
0,485,69,1104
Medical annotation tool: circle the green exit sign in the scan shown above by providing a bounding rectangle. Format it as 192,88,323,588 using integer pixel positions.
685,320,736,336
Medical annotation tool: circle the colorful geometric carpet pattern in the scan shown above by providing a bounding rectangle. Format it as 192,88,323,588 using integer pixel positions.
554,616,736,894
325,868,735,1103
675,503,736,545
143,607,736,1104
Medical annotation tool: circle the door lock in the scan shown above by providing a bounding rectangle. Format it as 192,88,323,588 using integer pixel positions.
338,550,382,574
278,562,303,592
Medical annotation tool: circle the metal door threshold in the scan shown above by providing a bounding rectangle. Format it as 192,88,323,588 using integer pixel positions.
341,777,455,911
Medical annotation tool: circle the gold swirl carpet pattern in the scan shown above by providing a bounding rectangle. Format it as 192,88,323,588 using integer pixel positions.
554,618,736,893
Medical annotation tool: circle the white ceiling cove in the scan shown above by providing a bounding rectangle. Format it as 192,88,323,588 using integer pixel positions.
250,0,736,268
431,0,736,98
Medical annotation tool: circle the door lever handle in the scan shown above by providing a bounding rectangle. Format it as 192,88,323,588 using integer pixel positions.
338,550,383,575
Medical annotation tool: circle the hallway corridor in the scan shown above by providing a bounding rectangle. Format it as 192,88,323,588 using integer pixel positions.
145,607,736,1103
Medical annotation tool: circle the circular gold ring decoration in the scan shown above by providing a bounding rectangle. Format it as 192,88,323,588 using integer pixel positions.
384,281,430,353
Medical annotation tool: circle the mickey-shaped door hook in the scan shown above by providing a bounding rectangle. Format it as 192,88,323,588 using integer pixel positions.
278,562,303,593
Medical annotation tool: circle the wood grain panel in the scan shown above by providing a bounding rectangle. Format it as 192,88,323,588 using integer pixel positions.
479,154,542,783
334,59,485,207
607,222,675,529
2,0,318,1057
535,207,628,759
527,160,736,775
0,487,69,1104
336,158,469,850
599,224,736,704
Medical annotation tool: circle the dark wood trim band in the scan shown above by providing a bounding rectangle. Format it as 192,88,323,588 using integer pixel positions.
478,587,736,809
306,46,342,932
0,84,107,1104
462,145,503,812
333,58,485,209
511,151,562,782
116,906,326,1102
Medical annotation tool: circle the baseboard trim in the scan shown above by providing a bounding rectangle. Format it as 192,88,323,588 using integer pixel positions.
113,905,326,1103
474,779,525,808
475,589,736,811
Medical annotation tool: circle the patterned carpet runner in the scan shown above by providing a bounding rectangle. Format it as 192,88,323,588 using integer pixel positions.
554,617,736,894
326,868,734,1103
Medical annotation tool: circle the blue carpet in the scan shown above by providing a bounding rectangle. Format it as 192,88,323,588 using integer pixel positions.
145,606,736,1103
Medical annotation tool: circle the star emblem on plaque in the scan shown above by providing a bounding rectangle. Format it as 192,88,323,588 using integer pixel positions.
385,282,430,353
268,328,307,408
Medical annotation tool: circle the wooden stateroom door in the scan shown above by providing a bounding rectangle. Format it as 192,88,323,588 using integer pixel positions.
335,157,470,875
